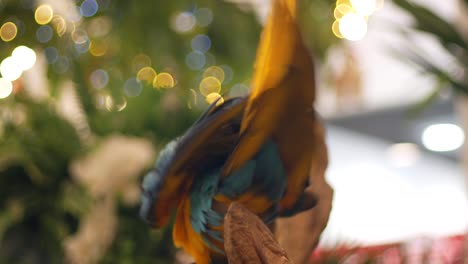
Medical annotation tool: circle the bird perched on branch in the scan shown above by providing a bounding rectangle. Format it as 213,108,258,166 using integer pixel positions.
140,0,329,263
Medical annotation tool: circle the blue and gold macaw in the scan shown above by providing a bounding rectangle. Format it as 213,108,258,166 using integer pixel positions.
140,0,328,263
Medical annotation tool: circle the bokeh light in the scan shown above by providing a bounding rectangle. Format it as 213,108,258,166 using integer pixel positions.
132,54,152,72
205,92,224,106
332,0,382,40
115,97,127,111
335,4,353,20
220,65,233,84
188,88,198,108
332,20,343,38
199,76,221,96
336,0,352,5
375,0,385,9
87,16,112,38
123,78,143,97
105,95,114,111
90,40,108,56
0,78,13,99
75,39,91,54
195,8,213,27
136,67,157,85
0,22,18,42
350,0,377,16
191,34,211,53
186,51,206,70
45,46,59,64
12,46,37,71
0,57,23,81
72,29,89,44
153,72,175,89
171,12,195,33
203,66,225,83
64,5,83,23
90,69,109,89
95,93,106,109
53,56,70,74
230,83,249,97
204,52,216,67
339,13,368,41
35,5,54,25
52,15,67,36
36,25,54,43
80,0,99,17
422,124,465,152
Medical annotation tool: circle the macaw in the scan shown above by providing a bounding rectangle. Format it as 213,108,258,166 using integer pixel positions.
140,0,328,263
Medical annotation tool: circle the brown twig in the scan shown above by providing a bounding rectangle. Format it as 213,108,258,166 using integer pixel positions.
224,202,292,264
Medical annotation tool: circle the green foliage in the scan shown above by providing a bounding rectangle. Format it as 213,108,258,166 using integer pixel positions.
298,0,340,61
392,0,468,100
100,205,175,264
393,0,467,52
0,96,86,263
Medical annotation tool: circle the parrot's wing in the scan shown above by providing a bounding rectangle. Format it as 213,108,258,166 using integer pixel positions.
222,0,316,177
170,97,247,175
141,97,247,227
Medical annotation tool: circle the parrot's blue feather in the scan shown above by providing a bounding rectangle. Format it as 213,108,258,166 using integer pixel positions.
218,160,256,198
253,140,286,202
190,170,219,233
154,140,178,170
186,139,289,254
204,208,223,228
140,170,163,221
139,141,179,222
204,227,223,242
141,170,161,193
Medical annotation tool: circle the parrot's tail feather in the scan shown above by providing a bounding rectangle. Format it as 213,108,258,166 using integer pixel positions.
173,195,212,264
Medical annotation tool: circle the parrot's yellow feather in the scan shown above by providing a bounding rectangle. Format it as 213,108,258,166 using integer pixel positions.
173,195,211,264
222,0,316,179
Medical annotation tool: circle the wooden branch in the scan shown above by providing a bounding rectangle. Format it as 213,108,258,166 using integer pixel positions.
224,202,292,264
275,120,332,264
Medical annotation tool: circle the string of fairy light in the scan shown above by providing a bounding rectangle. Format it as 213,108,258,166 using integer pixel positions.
0,2,95,99
0,1,245,111
332,0,384,41
0,0,382,105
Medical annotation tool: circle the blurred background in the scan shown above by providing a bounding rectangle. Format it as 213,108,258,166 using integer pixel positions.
0,0,466,263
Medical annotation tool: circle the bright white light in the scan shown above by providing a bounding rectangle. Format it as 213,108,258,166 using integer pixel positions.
350,0,377,16
0,78,13,99
339,13,368,41
171,12,195,33
12,46,37,71
422,124,465,152
0,56,23,81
